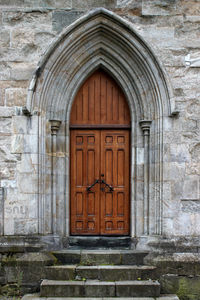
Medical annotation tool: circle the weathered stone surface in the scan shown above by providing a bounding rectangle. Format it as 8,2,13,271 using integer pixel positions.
116,280,160,297
5,88,27,106
35,30,55,50
177,0,200,16
0,0,72,9
142,0,177,16
52,250,81,264
45,265,76,280
0,29,10,48
9,62,36,81
116,1,142,16
52,10,84,32
11,28,35,49
40,280,85,297
160,274,200,300
2,10,52,28
72,0,116,9
11,134,24,153
81,250,121,265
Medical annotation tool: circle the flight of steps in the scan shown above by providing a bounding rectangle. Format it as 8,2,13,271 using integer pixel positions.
22,250,179,300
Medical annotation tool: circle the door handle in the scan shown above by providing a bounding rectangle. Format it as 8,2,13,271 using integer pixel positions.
86,179,99,192
86,179,114,192
101,179,114,192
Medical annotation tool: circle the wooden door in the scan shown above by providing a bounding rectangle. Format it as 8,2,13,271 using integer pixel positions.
70,69,131,236
70,129,130,235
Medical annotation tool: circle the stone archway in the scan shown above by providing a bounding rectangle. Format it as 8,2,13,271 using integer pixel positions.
26,8,174,242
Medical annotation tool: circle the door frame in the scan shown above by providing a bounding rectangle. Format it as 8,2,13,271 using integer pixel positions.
69,128,131,236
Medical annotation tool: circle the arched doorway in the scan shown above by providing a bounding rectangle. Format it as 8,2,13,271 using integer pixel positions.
70,69,131,235
25,8,174,242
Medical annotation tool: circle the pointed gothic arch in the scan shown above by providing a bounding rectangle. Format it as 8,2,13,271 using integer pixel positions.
26,8,174,240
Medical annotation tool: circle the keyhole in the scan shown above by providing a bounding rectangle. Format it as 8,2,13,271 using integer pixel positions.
101,174,104,177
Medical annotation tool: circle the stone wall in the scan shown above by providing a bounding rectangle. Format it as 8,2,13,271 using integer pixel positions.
0,0,200,242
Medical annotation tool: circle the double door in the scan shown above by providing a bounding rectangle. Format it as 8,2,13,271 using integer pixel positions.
70,129,130,235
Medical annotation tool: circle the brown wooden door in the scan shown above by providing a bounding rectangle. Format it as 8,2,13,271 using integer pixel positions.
70,129,130,235
70,69,131,235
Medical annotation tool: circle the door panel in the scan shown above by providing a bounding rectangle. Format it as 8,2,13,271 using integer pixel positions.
70,130,100,235
100,130,130,235
70,129,130,235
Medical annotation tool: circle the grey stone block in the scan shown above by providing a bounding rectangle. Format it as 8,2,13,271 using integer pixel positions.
52,250,81,264
76,266,99,280
84,280,115,297
40,280,85,297
0,29,10,48
81,250,121,265
98,265,157,281
142,0,177,16
52,11,84,32
72,0,116,9
121,250,149,265
45,265,76,280
116,280,160,297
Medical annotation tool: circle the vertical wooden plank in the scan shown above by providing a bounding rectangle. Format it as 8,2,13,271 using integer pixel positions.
88,77,95,122
82,82,89,123
77,89,83,122
100,72,107,124
94,72,101,124
112,85,119,122
106,80,113,122
119,92,125,123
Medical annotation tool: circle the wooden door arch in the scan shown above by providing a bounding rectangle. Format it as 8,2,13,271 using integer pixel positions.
70,69,131,235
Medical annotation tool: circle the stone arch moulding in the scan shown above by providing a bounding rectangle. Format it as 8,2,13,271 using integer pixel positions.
26,8,174,240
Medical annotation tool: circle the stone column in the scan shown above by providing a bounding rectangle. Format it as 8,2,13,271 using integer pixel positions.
49,120,61,234
0,187,4,235
139,120,152,235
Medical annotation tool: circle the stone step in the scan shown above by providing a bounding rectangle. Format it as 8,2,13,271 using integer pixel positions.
52,249,149,265
45,264,157,281
23,294,180,300
68,236,132,249
40,279,160,297
0,244,45,253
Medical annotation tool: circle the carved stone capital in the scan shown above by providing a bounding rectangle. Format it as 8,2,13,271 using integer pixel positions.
139,120,152,135
49,120,61,135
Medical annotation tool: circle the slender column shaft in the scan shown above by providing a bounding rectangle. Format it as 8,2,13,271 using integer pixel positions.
139,120,151,235
50,120,61,235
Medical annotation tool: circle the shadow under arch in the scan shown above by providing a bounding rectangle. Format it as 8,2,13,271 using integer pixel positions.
26,8,174,240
